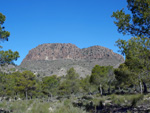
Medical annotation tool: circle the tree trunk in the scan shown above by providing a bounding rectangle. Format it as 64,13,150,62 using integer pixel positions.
140,81,143,94
26,89,28,100
118,86,121,92
143,82,147,94
134,85,137,93
108,83,111,94
48,96,49,102
49,93,52,100
48,92,52,102
50,93,52,100
99,84,103,96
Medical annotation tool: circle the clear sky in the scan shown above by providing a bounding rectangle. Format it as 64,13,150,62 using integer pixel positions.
0,0,131,65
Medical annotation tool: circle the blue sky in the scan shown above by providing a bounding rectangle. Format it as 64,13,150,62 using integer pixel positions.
0,0,131,65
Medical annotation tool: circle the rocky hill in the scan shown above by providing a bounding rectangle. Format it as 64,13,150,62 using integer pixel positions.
19,43,124,77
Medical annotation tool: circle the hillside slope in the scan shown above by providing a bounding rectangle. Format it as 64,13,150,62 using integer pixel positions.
19,43,124,77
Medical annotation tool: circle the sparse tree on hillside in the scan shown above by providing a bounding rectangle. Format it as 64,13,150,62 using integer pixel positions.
80,75,92,94
59,68,80,95
15,71,36,100
0,72,18,97
90,65,114,96
66,67,79,80
0,73,8,97
107,66,115,94
42,75,59,101
114,64,136,92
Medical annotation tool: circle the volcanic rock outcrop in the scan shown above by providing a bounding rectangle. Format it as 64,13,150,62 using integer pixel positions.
19,43,124,77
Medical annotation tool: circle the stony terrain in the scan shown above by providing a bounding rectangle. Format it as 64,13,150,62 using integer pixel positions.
19,43,124,77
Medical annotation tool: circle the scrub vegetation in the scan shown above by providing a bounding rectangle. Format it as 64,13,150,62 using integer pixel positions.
0,0,150,112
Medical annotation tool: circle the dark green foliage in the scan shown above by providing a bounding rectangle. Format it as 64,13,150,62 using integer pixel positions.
112,0,150,38
0,73,17,97
42,75,60,98
114,64,134,87
80,75,92,94
90,65,109,85
116,37,150,93
0,50,19,65
131,94,144,107
14,71,36,99
90,65,115,95
116,37,150,70
0,13,19,65
0,13,10,41
113,0,150,94
66,67,79,80
59,68,80,95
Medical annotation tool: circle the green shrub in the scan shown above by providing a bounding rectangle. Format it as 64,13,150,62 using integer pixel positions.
54,99,86,113
130,94,144,107
109,94,125,106
109,94,144,107
6,100,29,113
29,101,50,113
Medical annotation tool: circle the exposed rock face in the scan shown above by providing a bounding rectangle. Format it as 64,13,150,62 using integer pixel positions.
19,43,124,77
22,43,123,62
22,43,81,62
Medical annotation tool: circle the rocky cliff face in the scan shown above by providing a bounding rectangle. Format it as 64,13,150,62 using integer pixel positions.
22,43,123,62
19,43,124,77
22,43,81,62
